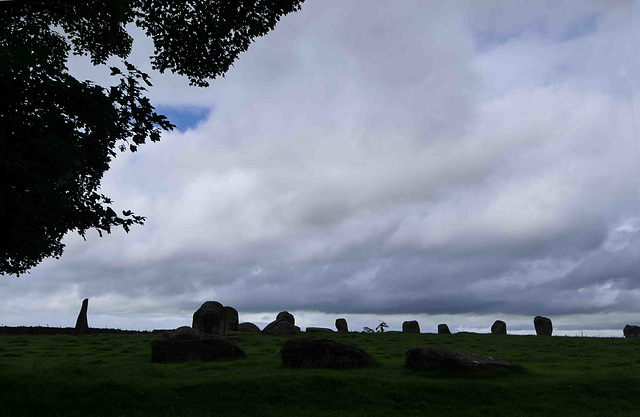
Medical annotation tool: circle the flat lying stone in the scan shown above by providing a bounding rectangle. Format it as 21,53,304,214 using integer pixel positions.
280,337,371,368
405,345,520,372
151,336,245,363
306,327,334,333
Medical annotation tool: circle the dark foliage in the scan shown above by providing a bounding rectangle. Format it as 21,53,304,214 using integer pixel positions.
0,0,304,275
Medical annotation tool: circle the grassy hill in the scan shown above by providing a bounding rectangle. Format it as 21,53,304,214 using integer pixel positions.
0,330,638,416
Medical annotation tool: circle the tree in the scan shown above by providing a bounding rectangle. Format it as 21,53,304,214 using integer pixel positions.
0,0,304,275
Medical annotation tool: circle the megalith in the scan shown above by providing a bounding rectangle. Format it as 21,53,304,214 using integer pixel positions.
534,316,553,336
74,298,89,335
224,306,239,332
491,320,507,335
335,318,349,332
276,311,295,326
437,323,451,334
279,337,372,368
192,301,226,336
262,319,299,335
623,324,640,338
238,322,260,333
405,346,520,372
402,320,420,333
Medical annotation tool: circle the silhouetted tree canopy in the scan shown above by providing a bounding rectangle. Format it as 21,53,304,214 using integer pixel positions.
0,0,304,275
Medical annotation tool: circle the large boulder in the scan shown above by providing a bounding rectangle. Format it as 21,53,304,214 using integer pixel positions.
405,346,520,372
74,298,90,335
224,306,239,332
491,320,507,335
262,319,299,335
151,330,245,363
238,322,260,333
335,318,349,332
279,337,372,368
192,301,226,336
402,320,420,333
623,324,640,338
306,327,334,333
534,316,553,336
276,311,295,326
437,324,451,334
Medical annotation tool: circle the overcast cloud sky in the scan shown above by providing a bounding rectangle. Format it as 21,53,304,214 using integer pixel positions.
3,0,640,335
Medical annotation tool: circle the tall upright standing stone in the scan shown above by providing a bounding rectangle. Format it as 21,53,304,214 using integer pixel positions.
224,306,239,332
534,316,553,336
276,311,295,326
335,318,349,332
74,298,89,335
193,301,226,336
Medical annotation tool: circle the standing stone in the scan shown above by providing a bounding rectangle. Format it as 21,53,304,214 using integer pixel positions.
534,316,553,336
491,320,507,335
223,306,239,332
74,298,89,335
276,311,295,326
623,324,640,338
402,320,420,333
192,301,226,336
335,318,349,332
262,319,299,335
437,324,451,334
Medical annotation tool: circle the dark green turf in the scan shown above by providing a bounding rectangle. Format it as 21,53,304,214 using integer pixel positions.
0,331,638,416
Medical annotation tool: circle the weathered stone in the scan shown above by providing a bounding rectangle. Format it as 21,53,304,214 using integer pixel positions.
224,306,239,332
262,319,299,335
405,346,520,372
192,301,226,336
238,322,260,333
276,311,295,326
491,320,507,335
623,324,640,338
279,337,372,368
437,324,451,334
74,298,90,335
335,318,348,332
151,336,245,363
306,327,334,333
162,326,201,341
402,320,420,333
534,316,553,336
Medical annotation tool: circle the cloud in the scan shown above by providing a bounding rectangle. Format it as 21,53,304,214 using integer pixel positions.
3,0,640,333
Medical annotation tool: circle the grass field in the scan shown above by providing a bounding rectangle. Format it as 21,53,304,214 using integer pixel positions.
0,331,639,416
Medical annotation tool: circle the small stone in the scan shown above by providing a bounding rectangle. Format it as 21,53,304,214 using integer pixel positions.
402,320,420,333
534,316,553,336
623,324,640,338
437,324,451,334
335,318,349,332
491,320,507,335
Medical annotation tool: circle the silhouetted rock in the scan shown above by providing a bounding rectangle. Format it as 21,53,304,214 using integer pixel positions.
534,316,553,336
438,324,451,334
276,311,295,326
335,318,348,332
224,306,239,332
238,322,260,333
192,301,226,336
623,324,640,338
74,298,89,335
151,335,245,363
262,319,299,335
402,320,420,333
279,337,372,368
491,320,507,335
306,327,334,333
162,326,200,341
405,346,520,372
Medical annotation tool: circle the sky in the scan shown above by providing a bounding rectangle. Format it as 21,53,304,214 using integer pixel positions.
3,0,640,336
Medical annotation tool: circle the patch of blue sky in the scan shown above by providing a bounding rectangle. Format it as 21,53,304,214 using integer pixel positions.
156,105,212,132
561,14,600,42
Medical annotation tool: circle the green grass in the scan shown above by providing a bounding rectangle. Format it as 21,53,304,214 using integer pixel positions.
0,331,639,416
